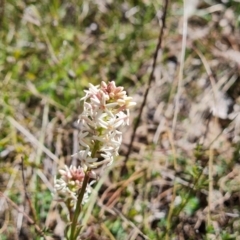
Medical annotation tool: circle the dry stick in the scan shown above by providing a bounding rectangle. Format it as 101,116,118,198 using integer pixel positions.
20,157,38,224
123,0,169,164
172,0,188,135
0,203,9,235
106,170,144,208
0,192,46,239
167,127,177,170
192,45,219,228
165,182,177,240
208,144,214,228
113,208,149,240
100,223,116,240
192,45,217,105
166,0,186,235
8,116,58,163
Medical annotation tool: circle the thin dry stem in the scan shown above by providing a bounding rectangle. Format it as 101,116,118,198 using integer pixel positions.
165,182,177,240
8,116,58,162
207,146,214,227
172,0,188,135
0,192,46,239
124,0,169,164
113,207,149,240
21,157,38,224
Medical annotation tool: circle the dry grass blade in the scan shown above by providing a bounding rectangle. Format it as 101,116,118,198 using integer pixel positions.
7,116,58,163
124,0,169,164
2,1,240,239
113,208,149,240
0,192,46,239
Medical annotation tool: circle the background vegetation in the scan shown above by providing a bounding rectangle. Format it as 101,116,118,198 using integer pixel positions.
1,0,240,239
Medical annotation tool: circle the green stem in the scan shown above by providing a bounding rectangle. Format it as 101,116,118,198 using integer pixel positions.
69,171,90,240
69,141,99,240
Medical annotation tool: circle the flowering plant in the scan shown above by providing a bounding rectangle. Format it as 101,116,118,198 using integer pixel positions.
54,81,135,239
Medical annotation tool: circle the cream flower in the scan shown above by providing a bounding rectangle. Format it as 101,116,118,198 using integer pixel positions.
76,81,136,168
54,81,135,209
54,165,91,205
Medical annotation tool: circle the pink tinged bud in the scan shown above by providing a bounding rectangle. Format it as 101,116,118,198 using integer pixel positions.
53,165,91,206
89,170,97,179
69,166,85,182
101,81,107,88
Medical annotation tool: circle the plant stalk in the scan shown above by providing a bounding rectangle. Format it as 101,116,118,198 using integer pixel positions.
69,170,90,240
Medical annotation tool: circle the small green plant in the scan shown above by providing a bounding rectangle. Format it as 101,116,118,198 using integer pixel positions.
53,81,136,239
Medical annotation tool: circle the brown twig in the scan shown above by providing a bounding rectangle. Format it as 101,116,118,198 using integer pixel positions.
0,192,46,239
106,170,144,208
20,157,38,224
113,207,149,240
0,201,9,235
124,0,169,164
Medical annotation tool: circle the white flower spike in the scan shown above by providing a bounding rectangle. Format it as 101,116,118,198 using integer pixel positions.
77,81,136,168
54,81,135,208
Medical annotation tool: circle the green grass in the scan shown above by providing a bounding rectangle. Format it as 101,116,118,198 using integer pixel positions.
1,0,240,239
